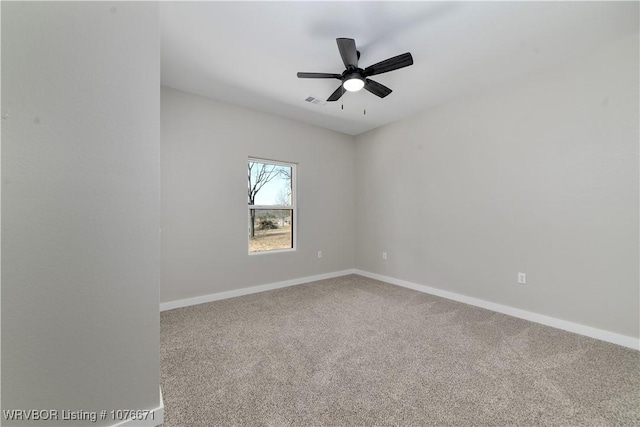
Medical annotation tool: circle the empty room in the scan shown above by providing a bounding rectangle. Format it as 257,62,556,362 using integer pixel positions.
2,1,639,426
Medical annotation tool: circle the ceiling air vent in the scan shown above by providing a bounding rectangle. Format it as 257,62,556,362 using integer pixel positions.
305,95,327,106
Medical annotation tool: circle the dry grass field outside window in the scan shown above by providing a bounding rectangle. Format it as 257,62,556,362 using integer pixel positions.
249,225,292,252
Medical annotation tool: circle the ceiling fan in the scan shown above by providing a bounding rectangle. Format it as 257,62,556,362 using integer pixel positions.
297,38,413,102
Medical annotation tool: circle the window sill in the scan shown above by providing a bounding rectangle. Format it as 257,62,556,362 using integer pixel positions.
248,248,296,256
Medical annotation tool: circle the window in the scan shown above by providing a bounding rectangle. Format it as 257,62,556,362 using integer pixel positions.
248,158,296,253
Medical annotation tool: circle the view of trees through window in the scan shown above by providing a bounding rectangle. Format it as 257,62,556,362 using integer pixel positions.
248,159,294,253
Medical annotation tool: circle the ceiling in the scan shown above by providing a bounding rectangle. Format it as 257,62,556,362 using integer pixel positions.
161,2,639,136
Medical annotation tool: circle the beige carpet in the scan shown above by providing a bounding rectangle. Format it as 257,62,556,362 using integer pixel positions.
160,274,640,426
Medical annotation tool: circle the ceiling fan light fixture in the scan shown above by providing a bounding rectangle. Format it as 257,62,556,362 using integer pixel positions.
297,38,412,102
343,76,365,92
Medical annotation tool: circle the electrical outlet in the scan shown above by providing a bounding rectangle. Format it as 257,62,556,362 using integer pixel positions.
317,251,322,259
518,272,527,284
382,252,387,260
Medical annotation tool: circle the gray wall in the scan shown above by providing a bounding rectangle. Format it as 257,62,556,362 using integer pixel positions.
355,35,639,339
2,2,161,425
161,87,356,303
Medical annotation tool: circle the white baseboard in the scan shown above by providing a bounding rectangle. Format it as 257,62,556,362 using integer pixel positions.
354,269,639,351
110,387,163,427
160,269,357,312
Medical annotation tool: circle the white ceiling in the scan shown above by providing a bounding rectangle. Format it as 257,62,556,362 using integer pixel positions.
161,1,639,136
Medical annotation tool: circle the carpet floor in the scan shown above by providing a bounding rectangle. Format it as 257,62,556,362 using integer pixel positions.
160,274,640,426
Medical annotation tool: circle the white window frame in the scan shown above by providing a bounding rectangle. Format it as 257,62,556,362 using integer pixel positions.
248,157,297,255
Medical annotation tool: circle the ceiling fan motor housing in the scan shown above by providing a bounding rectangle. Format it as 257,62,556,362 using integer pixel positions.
342,69,364,80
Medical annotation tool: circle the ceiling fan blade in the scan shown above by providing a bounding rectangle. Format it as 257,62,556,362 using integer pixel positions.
364,79,392,98
336,38,358,69
364,52,413,76
326,85,345,102
297,72,342,79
